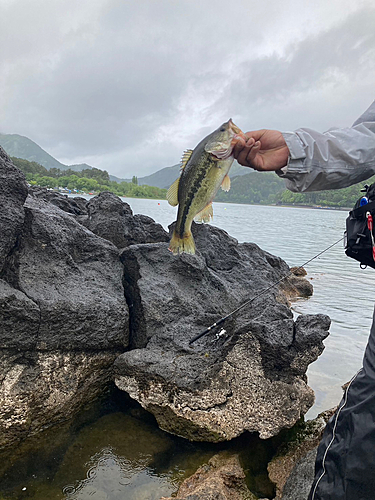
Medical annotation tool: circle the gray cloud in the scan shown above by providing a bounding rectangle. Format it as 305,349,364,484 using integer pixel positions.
0,0,374,178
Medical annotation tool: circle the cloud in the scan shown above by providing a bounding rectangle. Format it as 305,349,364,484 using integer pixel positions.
0,0,374,178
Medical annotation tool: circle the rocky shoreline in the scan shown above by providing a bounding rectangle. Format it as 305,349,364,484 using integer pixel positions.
0,147,331,498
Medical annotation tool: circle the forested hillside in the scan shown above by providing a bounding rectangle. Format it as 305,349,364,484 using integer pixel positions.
215,170,375,208
12,157,167,199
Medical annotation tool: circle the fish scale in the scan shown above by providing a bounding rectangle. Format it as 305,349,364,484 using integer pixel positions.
167,119,243,255
177,158,215,234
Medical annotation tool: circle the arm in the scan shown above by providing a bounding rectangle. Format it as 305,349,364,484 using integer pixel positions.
233,101,375,192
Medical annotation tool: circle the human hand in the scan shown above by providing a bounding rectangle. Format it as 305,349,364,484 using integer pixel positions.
232,129,289,171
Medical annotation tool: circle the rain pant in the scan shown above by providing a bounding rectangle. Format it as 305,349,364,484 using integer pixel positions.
278,100,375,499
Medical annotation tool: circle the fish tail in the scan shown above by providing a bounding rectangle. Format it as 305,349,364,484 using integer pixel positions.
168,230,196,255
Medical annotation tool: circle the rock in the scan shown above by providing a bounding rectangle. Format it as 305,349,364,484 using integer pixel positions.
0,279,40,350
290,266,307,277
268,409,335,499
160,452,256,500
280,275,313,302
0,350,116,448
83,191,169,248
0,151,331,453
279,267,313,302
280,449,316,500
28,186,88,215
115,222,330,442
2,195,129,351
0,146,28,274
0,153,130,447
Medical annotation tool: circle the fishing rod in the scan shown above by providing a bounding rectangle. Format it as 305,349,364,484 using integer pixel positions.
189,236,344,345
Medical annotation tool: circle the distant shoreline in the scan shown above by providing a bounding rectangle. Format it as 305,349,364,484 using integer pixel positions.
67,192,350,212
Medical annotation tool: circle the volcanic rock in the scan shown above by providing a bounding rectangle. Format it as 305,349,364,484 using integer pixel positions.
161,452,257,500
0,152,129,447
83,191,169,248
0,146,28,275
29,186,88,215
1,148,331,451
268,409,335,500
114,223,330,442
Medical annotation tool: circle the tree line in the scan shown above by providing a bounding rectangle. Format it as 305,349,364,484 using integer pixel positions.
215,171,374,208
12,157,167,199
12,156,372,208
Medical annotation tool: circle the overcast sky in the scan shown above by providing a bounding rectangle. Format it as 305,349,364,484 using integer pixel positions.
1,0,374,178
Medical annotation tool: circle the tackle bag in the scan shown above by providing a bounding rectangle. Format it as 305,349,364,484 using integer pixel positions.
345,183,375,269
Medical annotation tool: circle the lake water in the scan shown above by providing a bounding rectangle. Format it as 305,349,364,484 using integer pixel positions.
2,197,374,500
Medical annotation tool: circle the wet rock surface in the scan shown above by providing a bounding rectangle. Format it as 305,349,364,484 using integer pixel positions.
115,223,330,441
268,409,335,500
0,350,117,448
161,452,257,500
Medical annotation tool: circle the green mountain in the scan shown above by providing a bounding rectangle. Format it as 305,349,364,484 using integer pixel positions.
215,170,285,204
137,164,180,189
131,161,251,189
0,133,89,172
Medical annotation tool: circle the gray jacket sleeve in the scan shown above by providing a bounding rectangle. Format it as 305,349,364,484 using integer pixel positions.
277,100,375,192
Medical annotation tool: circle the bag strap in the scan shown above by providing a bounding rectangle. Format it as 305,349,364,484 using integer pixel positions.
351,200,375,218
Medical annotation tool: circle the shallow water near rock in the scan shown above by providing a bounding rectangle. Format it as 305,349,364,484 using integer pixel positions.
0,391,277,499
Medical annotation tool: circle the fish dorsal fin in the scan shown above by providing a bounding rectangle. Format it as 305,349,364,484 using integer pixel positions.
221,174,231,192
181,149,193,170
194,202,213,223
167,177,180,206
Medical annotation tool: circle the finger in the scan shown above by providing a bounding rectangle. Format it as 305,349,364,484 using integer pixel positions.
236,143,257,167
244,130,266,142
232,136,247,158
245,141,263,170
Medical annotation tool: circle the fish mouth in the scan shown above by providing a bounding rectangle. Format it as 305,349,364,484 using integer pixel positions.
228,118,243,136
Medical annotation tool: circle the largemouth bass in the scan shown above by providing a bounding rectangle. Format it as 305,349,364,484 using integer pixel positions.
167,119,243,255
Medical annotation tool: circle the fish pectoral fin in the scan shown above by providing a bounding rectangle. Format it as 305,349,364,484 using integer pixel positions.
194,202,213,223
220,174,231,192
167,177,180,206
181,149,193,170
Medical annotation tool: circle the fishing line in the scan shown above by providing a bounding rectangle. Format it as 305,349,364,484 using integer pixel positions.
189,236,344,345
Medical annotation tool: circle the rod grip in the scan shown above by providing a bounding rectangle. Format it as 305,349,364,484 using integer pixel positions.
189,317,226,345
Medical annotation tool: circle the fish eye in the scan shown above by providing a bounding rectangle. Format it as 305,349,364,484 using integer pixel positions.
220,127,225,132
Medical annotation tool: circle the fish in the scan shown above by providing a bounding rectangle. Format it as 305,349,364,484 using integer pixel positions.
167,119,243,255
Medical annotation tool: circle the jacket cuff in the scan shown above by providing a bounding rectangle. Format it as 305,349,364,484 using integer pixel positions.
282,132,306,159
276,132,308,178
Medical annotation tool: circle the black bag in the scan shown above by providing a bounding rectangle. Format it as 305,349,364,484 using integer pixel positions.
345,184,375,269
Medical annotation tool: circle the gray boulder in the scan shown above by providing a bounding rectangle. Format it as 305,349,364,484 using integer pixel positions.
0,152,129,447
0,146,28,275
28,186,88,215
1,195,129,351
83,191,169,248
281,449,317,500
115,223,330,442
